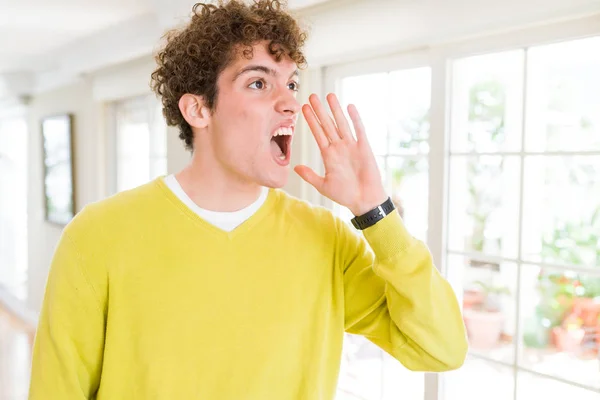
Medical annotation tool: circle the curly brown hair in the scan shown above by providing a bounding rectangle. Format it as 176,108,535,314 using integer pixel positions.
150,0,308,151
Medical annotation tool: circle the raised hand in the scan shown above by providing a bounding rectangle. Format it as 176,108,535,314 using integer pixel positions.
294,93,388,216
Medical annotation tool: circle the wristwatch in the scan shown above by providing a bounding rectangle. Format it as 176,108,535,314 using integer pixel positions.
350,197,395,230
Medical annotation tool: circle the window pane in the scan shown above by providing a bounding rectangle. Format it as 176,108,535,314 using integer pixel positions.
341,73,389,156
443,357,514,400
114,95,167,193
521,156,600,267
388,67,431,155
447,156,521,258
451,50,525,153
117,123,149,158
517,371,600,400
151,158,168,180
525,36,600,152
117,124,150,192
448,254,517,364
118,159,149,193
337,69,428,400
150,101,168,158
519,264,600,391
0,117,28,300
388,156,428,242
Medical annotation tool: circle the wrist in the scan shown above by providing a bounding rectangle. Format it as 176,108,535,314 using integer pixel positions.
350,196,396,230
350,192,389,216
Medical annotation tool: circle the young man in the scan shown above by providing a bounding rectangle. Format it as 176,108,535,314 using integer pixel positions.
28,1,467,399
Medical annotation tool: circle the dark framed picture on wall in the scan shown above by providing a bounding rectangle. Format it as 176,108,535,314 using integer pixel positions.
41,113,75,225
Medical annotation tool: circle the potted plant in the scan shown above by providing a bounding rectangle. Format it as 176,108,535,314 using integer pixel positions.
522,271,570,349
463,280,510,349
526,206,600,356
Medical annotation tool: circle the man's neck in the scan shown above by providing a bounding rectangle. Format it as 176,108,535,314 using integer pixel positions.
175,159,264,213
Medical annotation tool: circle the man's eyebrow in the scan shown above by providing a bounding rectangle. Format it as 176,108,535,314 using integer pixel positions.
233,65,300,81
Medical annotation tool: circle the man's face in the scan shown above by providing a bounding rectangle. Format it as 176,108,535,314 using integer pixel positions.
206,42,301,189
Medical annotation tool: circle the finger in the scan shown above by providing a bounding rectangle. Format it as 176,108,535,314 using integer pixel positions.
294,165,325,192
309,94,341,142
348,104,369,145
302,104,329,150
326,93,353,141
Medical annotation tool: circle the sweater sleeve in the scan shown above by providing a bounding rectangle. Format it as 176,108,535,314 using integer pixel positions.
28,228,106,399
339,209,468,372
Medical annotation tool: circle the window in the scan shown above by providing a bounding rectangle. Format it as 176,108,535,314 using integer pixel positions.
331,66,431,400
109,95,167,193
445,36,600,400
0,115,28,300
325,29,600,400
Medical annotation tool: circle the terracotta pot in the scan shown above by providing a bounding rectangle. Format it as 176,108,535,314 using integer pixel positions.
463,290,485,309
569,298,600,352
573,298,600,326
551,326,585,353
463,308,504,349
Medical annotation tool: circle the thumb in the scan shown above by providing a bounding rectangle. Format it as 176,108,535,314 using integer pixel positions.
294,165,324,192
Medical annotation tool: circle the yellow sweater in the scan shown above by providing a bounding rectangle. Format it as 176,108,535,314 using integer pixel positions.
29,178,467,400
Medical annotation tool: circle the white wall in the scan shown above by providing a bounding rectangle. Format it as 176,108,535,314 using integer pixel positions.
26,80,104,311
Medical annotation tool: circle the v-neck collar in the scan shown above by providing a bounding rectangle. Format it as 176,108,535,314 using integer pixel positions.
154,177,280,240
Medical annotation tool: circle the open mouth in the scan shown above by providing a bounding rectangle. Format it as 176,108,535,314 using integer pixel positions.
270,126,293,163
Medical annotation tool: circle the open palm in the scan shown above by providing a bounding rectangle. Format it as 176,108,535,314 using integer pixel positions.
294,93,388,216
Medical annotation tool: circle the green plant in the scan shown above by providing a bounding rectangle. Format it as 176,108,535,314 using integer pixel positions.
524,205,600,349
535,273,577,326
522,273,574,348
540,205,600,300
541,205,600,268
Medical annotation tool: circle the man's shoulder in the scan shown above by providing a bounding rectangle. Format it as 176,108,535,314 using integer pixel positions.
274,190,365,256
274,189,347,231
64,179,165,239
276,189,331,216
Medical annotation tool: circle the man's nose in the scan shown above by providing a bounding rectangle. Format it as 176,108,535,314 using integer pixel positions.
276,90,301,115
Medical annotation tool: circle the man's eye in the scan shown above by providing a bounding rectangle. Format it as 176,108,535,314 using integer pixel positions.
288,82,300,92
249,80,266,90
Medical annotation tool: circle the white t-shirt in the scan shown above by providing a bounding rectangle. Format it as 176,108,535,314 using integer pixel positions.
162,174,268,232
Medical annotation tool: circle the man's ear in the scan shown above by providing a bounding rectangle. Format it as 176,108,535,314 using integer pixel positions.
179,94,211,129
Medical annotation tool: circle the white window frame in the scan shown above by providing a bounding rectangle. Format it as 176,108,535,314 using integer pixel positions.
322,13,600,400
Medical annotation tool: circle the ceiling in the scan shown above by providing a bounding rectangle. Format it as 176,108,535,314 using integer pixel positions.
1,0,600,100
0,0,339,73
0,0,152,58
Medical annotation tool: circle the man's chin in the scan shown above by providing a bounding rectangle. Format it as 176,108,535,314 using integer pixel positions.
260,168,290,189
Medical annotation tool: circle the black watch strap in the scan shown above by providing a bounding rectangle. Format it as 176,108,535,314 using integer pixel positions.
350,197,395,230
